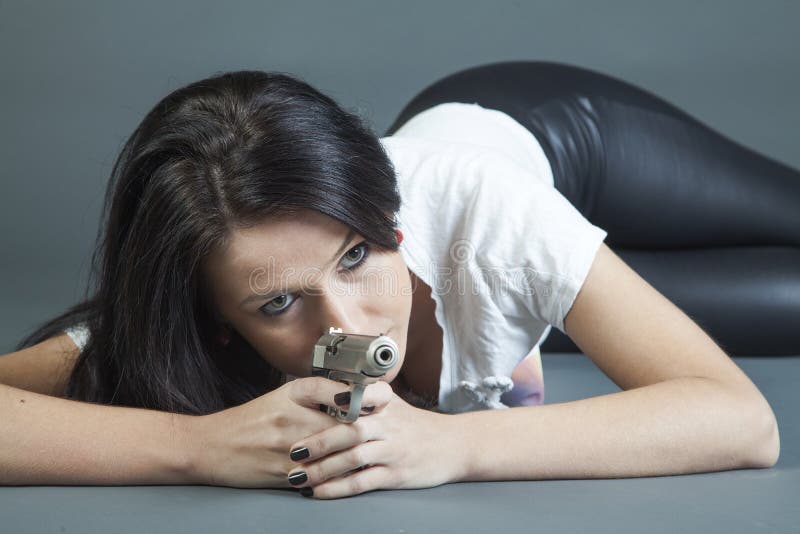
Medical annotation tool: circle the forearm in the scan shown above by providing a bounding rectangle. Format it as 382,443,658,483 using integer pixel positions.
453,377,778,482
0,382,196,485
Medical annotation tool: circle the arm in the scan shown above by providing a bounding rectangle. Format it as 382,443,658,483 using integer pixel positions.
0,381,197,485
454,375,775,482
453,243,779,482
0,333,79,397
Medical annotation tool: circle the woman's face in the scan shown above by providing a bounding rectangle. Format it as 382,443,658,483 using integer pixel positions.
203,209,413,384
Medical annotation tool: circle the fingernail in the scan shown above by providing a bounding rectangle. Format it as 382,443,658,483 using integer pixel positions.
288,471,308,486
334,391,351,406
290,447,310,461
300,487,314,498
363,406,375,413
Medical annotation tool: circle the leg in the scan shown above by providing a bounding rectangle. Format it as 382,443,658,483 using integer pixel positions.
388,62,800,355
386,61,800,249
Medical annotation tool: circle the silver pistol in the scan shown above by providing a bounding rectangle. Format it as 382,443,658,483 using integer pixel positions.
311,327,400,423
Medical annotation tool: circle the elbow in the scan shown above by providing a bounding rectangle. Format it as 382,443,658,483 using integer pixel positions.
760,414,780,468
745,410,780,469
715,379,781,469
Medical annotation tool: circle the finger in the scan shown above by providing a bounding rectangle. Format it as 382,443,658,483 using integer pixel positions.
288,439,387,492
332,380,393,412
305,463,394,500
317,403,376,415
289,376,355,410
287,408,386,465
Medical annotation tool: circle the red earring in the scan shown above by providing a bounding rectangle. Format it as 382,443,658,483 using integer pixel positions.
395,229,403,244
217,327,231,346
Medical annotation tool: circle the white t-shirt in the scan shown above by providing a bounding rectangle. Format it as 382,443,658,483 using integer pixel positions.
380,102,607,413
64,102,607,415
64,322,89,351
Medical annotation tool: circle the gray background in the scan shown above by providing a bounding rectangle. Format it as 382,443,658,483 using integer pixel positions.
1,0,799,353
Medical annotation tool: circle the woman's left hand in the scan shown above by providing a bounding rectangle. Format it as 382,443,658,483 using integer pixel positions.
285,380,464,499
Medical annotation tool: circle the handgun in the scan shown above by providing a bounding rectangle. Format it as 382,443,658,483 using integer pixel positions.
311,327,400,423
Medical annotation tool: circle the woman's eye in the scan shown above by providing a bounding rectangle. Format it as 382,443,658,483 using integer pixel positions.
259,293,297,316
258,242,372,318
340,242,372,271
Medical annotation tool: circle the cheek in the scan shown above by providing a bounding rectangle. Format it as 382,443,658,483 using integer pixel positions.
375,259,413,314
245,328,309,374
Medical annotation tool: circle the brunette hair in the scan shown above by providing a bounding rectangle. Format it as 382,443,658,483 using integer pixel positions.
15,70,401,415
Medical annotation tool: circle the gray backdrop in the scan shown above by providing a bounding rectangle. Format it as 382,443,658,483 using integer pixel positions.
1,0,798,353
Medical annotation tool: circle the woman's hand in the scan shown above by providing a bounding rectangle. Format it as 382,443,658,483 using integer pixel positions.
285,386,465,499
185,376,393,489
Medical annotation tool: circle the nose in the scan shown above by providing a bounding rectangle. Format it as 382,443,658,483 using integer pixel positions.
316,290,370,336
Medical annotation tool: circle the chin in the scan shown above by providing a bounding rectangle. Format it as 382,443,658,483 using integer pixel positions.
380,367,400,384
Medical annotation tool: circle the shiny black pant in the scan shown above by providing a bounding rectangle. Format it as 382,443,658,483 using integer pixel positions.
386,62,800,355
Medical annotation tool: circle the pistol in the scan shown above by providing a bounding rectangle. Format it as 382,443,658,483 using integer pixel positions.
311,327,400,423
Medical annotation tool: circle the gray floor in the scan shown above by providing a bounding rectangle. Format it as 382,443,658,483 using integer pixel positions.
1,353,796,533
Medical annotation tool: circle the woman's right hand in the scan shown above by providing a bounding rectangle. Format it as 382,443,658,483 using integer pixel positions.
185,376,394,488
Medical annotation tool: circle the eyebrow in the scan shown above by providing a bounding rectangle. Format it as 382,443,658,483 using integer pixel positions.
238,228,358,307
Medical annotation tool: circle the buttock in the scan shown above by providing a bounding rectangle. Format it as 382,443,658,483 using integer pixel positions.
383,61,661,220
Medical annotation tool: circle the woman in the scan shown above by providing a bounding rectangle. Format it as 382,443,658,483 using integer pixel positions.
2,62,786,498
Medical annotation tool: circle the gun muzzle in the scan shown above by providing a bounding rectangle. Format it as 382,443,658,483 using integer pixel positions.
311,327,400,423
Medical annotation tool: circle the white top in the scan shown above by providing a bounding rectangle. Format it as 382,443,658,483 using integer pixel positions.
64,102,608,415
380,102,607,413
64,322,89,351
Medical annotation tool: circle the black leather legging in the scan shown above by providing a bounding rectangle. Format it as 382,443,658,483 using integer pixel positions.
385,61,800,356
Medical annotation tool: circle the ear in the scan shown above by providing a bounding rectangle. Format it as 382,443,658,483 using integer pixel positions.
216,321,233,346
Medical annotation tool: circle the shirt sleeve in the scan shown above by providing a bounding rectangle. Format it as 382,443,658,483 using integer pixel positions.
459,149,608,333
64,322,90,352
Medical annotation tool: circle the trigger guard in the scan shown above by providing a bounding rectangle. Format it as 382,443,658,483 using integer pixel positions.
333,383,366,423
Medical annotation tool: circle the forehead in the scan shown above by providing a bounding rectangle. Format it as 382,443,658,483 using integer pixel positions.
209,210,349,279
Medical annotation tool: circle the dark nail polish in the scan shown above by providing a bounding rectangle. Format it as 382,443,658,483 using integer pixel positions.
300,487,314,497
334,391,351,406
288,471,308,486
290,447,310,461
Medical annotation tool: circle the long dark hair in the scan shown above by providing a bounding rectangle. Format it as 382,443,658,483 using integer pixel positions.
15,70,402,415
